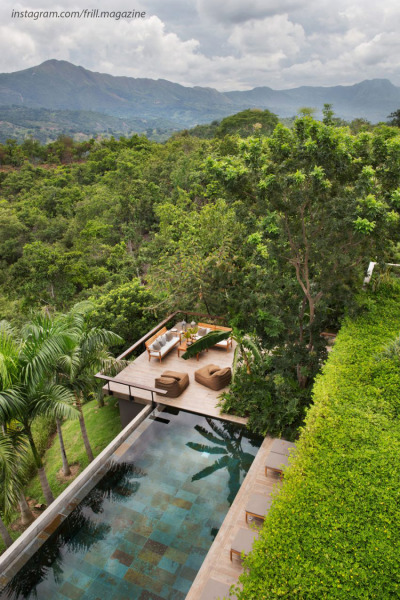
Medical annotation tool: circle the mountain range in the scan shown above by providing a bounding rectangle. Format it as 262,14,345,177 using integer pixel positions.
0,60,399,142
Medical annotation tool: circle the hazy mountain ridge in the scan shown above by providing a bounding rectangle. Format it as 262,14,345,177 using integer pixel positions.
0,105,178,143
0,60,399,138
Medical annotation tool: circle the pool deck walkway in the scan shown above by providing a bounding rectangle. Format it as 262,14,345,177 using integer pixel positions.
103,340,247,425
186,436,282,599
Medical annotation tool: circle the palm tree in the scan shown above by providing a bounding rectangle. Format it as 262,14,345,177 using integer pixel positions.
55,302,123,464
0,429,30,548
0,315,78,506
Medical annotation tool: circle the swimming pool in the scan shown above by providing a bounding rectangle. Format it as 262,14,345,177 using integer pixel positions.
1,408,262,600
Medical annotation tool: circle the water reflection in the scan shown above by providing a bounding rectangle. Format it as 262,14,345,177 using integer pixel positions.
1,461,146,600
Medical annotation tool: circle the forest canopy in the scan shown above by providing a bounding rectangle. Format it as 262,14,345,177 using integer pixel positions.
0,115,399,436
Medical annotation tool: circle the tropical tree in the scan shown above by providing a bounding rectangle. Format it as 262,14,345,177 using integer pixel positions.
387,109,400,127
55,302,123,463
0,429,30,548
0,315,79,506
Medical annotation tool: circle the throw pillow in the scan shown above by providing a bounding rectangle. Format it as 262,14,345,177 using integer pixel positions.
197,327,206,336
158,334,166,346
150,341,161,351
165,331,173,341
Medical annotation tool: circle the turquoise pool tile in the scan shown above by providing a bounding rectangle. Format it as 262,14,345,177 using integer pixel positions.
175,489,197,503
103,556,130,578
149,528,175,546
172,575,193,595
59,581,85,600
67,570,94,590
157,482,179,496
111,579,143,600
158,556,181,574
143,505,165,520
166,588,186,600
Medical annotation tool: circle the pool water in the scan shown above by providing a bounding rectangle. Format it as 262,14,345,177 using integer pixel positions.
1,408,262,600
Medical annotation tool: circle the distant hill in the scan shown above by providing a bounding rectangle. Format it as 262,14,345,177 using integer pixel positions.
0,105,178,143
225,79,400,123
0,60,399,140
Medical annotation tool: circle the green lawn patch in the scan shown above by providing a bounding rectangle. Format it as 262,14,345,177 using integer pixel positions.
25,397,121,502
236,280,400,600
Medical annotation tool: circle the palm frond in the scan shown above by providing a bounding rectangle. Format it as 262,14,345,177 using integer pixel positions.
186,442,227,455
191,455,230,481
0,433,29,514
34,384,78,420
182,330,231,360
0,388,25,422
193,424,226,446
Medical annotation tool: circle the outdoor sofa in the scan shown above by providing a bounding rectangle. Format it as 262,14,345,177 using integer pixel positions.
145,326,179,362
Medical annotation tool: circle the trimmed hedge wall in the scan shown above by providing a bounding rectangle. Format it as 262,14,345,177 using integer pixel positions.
235,281,400,599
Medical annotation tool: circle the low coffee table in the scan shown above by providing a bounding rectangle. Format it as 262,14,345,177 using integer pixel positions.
177,339,208,361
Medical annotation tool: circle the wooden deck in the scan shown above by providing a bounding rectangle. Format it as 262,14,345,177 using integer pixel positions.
186,437,283,599
103,340,247,425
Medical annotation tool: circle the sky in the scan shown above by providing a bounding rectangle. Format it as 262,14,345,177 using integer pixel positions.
0,0,399,91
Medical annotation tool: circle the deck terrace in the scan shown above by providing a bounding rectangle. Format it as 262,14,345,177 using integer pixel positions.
103,339,247,425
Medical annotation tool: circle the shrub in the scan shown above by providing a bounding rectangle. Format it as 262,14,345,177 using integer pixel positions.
89,279,158,353
234,279,400,599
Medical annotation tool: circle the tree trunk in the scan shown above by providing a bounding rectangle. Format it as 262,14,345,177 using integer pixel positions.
37,467,54,506
75,394,94,463
18,493,34,526
56,418,71,476
25,425,54,506
0,515,13,548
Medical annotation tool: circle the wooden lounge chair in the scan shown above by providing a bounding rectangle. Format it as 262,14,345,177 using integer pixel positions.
155,371,189,398
264,452,289,477
270,439,296,456
230,528,259,562
245,493,272,523
200,578,235,600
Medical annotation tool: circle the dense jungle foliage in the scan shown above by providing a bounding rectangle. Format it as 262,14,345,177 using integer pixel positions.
0,116,400,439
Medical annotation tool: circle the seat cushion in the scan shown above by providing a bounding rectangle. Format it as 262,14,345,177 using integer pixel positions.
200,579,234,600
246,493,272,518
231,528,259,555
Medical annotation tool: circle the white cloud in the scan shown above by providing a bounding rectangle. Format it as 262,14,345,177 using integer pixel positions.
228,15,306,58
196,0,308,24
0,0,399,90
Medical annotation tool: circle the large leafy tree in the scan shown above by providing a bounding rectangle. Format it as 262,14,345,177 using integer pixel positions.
147,196,246,314
206,119,399,389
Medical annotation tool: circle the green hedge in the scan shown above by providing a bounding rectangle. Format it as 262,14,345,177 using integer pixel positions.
235,280,400,599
